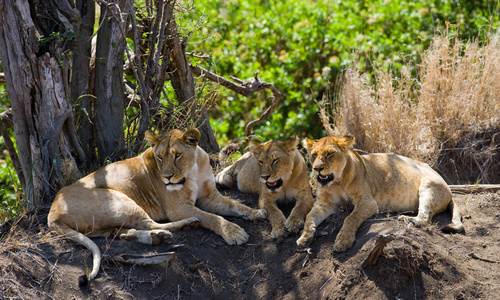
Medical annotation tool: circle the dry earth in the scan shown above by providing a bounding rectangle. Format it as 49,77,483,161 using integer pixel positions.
1,188,499,300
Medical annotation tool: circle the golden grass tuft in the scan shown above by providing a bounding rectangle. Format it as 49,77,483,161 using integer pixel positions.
324,32,500,183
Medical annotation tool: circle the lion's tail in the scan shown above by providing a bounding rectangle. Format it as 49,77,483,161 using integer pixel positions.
439,200,464,233
49,222,101,286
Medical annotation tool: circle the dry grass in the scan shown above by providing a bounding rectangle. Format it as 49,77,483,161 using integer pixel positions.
323,31,500,183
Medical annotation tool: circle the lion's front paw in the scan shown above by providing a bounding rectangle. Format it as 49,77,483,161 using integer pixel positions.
271,226,287,239
221,222,249,245
296,226,315,247
333,231,355,252
285,216,304,234
246,209,267,221
296,235,311,248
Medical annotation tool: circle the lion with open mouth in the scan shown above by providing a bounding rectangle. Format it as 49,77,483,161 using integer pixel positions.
216,136,314,239
297,134,463,252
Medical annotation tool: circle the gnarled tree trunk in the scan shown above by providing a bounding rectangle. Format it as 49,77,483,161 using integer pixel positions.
0,0,84,207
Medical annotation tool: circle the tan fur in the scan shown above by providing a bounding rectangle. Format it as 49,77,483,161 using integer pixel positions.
297,135,464,252
216,136,314,239
48,129,266,284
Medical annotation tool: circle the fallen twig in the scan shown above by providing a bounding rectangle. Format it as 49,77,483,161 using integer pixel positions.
467,252,500,263
105,252,175,266
449,184,500,194
319,275,334,291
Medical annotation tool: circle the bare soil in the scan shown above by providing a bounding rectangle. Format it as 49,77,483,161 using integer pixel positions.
1,188,499,300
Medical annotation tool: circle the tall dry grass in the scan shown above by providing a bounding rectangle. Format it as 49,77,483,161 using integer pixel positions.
324,32,500,183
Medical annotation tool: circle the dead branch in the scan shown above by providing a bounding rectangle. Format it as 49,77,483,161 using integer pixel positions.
449,184,500,194
359,233,396,268
467,252,500,263
105,252,175,266
186,52,211,59
1,108,12,128
0,109,25,189
191,66,282,137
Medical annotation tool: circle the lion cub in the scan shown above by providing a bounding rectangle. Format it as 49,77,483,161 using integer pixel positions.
297,135,464,252
48,128,266,285
216,136,314,238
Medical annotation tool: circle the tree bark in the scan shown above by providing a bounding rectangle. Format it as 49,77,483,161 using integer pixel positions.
0,0,82,207
94,0,129,163
70,0,95,171
165,2,219,154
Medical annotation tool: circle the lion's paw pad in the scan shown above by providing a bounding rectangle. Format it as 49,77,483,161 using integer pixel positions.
150,230,173,245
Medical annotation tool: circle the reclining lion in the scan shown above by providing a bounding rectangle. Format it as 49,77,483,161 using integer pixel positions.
216,136,314,239
48,128,266,285
297,134,463,251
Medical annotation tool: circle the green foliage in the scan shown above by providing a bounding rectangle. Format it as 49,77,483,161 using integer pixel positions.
189,0,499,142
0,144,24,223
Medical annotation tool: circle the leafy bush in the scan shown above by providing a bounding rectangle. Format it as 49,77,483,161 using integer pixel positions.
190,0,499,142
0,147,23,223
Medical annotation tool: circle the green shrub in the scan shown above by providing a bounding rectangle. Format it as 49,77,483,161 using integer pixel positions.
189,0,499,142
0,146,23,223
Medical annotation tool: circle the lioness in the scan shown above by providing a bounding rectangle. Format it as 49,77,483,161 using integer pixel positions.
296,135,464,252
48,129,266,285
216,136,314,238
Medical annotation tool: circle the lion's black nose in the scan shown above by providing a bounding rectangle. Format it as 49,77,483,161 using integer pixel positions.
314,166,324,172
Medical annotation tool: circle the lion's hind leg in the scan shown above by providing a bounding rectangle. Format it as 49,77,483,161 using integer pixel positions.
73,189,196,245
398,177,452,227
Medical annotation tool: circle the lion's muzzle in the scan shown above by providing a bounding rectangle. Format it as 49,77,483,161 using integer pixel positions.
317,174,334,186
265,178,283,192
164,177,186,191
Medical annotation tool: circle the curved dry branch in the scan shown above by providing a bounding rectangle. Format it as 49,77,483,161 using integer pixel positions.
191,65,282,137
0,109,25,189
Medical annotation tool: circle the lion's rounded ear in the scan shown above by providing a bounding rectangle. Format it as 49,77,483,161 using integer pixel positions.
281,135,298,152
248,140,261,157
145,130,160,147
182,129,201,147
302,138,316,153
339,134,355,148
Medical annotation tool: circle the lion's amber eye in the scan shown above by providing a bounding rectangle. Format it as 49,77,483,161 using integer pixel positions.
327,152,334,157
311,154,317,160
175,153,182,160
157,154,163,161
257,160,263,166
272,158,279,165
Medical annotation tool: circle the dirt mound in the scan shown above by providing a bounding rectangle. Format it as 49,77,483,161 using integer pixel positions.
1,189,499,299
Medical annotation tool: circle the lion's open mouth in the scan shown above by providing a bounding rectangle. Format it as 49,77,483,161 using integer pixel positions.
317,174,334,185
266,179,283,191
